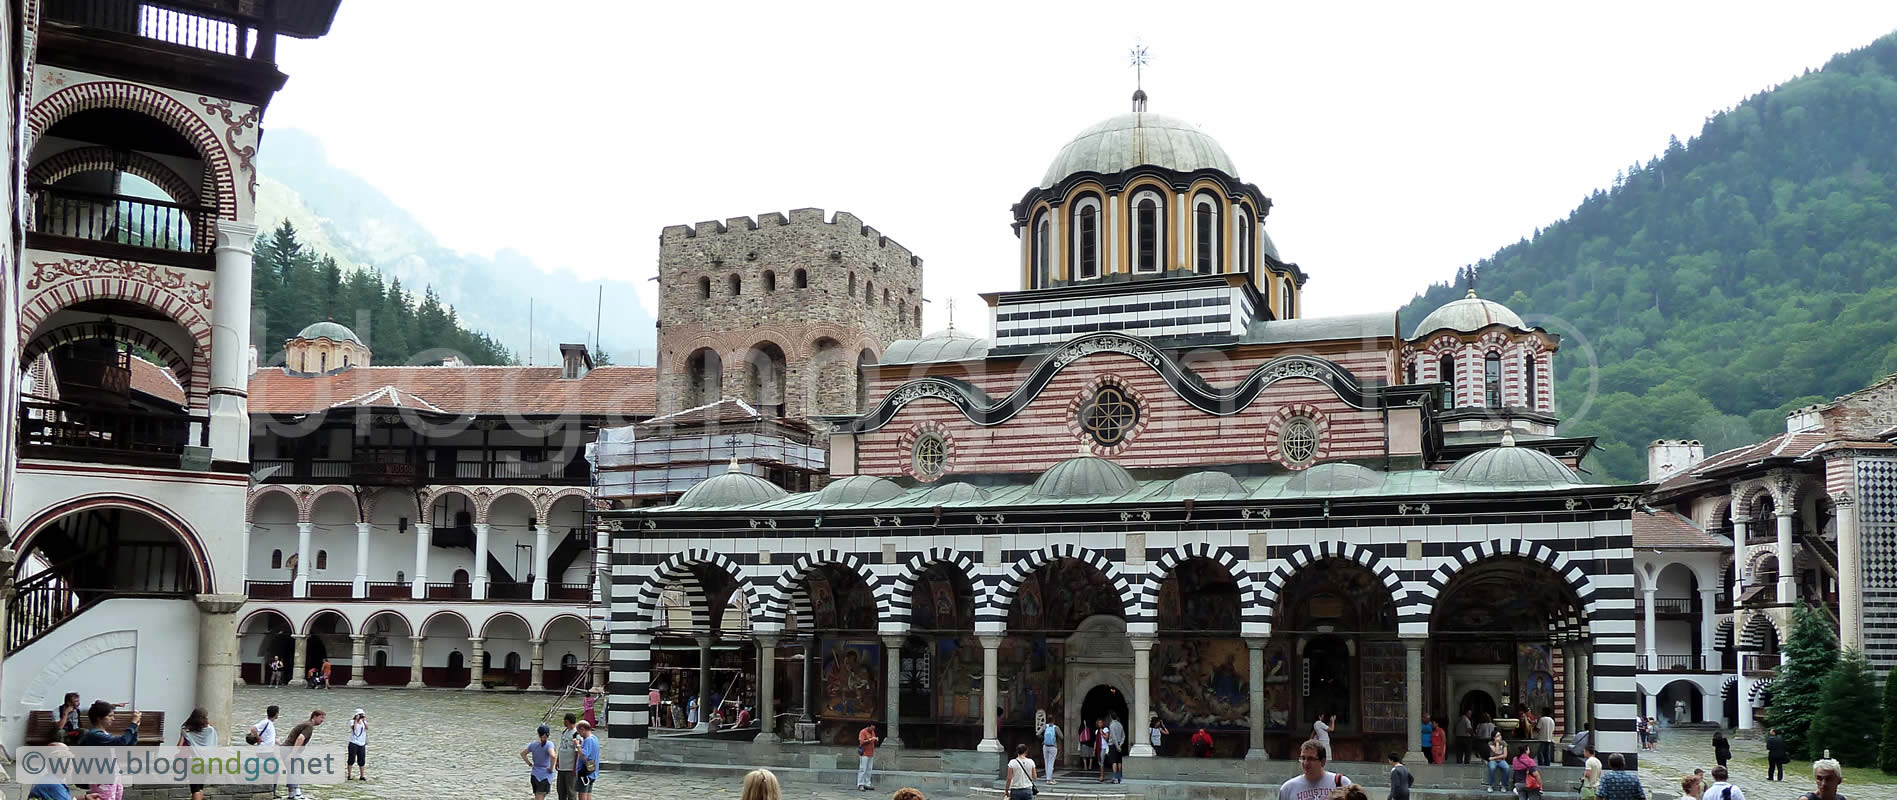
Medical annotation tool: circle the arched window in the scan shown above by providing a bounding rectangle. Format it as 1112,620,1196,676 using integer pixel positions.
1281,280,1295,320
698,277,711,299
342,355,350,368
727,274,741,296
794,268,808,289
1439,354,1456,410
1071,196,1101,280
848,272,856,296
763,270,777,292
1193,193,1221,274
1406,359,1417,385
898,304,907,325
270,550,282,569
1131,189,1164,274
315,550,328,570
1032,211,1052,287
1236,207,1254,273
1483,352,1502,407
882,288,890,304
396,570,405,584
1524,353,1538,409
685,348,723,408
319,352,327,372
865,280,874,304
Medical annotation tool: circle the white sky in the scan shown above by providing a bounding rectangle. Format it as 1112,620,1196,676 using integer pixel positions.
268,2,1897,339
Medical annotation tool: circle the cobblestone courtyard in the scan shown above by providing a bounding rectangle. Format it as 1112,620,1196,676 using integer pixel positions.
1636,729,1895,800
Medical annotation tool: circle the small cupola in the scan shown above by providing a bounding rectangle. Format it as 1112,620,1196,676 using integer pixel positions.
559,343,593,379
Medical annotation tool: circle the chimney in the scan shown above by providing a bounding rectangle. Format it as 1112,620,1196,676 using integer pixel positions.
1647,439,1705,483
247,345,259,377
560,343,593,379
440,355,465,367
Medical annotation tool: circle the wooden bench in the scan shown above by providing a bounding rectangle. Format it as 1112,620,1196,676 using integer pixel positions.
25,710,165,746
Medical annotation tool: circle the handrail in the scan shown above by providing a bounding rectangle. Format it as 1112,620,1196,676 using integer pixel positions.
30,184,211,254
42,0,264,61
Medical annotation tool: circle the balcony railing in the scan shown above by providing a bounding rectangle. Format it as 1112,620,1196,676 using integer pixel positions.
245,580,292,600
20,399,203,464
365,581,409,600
43,0,271,61
254,457,582,484
1651,597,1694,614
30,184,210,254
1744,654,1782,672
488,582,533,601
426,583,471,601
307,581,353,599
552,583,593,601
240,578,582,602
1637,654,1705,671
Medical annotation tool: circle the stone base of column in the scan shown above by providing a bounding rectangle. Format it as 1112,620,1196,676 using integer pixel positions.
883,737,903,749
1129,743,1155,758
977,739,1003,753
346,677,368,688
755,732,781,744
694,722,710,732
1245,748,1269,760
406,681,425,689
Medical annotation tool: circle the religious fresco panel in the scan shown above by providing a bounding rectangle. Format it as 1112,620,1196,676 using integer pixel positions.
1152,637,1250,729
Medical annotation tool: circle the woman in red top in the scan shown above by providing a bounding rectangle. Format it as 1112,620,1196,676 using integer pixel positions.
1192,728,1215,758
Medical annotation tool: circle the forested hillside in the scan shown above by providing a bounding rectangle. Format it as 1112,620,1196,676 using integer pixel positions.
1399,33,1897,484
254,220,515,365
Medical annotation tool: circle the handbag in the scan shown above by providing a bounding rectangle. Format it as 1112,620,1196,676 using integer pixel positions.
1016,757,1039,796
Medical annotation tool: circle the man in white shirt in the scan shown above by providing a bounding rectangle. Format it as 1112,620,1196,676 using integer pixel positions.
1536,708,1556,765
1581,745,1602,800
1707,766,1745,800
249,705,281,798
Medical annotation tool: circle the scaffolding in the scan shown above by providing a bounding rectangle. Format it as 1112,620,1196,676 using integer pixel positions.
593,399,825,502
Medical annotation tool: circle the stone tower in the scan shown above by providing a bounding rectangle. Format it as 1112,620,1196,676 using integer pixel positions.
655,208,924,420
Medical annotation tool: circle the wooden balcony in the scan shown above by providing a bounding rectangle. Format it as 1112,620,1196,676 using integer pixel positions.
20,399,204,468
28,184,214,269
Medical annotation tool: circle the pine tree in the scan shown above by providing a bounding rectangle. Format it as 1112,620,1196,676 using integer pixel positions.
1811,649,1879,767
1878,666,1897,772
1771,602,1839,760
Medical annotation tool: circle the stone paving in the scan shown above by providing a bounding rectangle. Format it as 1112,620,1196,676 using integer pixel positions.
1635,729,1893,800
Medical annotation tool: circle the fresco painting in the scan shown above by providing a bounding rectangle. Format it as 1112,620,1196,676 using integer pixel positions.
1152,637,1251,729
821,639,879,720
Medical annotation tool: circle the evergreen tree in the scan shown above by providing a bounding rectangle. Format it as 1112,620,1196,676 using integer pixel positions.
1812,649,1880,767
1770,602,1839,760
1878,665,1897,772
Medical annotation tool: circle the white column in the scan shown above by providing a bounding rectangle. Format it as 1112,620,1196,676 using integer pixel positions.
882,634,904,748
1776,510,1797,603
347,635,368,687
240,524,252,584
1644,691,1657,720
978,635,1003,753
468,637,485,690
1246,636,1268,760
696,635,715,732
1405,639,1426,761
1737,674,1753,729
756,634,780,743
1130,633,1155,757
207,220,257,462
1641,586,1657,667
1698,588,1719,670
529,639,545,691
353,522,371,598
293,522,313,598
532,524,551,601
472,523,491,600
411,524,431,600
407,636,426,689
1838,495,1862,650
291,634,308,685
1733,512,1752,730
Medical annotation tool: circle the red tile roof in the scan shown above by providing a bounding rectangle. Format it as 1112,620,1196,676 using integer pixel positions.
1633,510,1727,550
248,365,656,418
130,357,186,407
1651,432,1829,495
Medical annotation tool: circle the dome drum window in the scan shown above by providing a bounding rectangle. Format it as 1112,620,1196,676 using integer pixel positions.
1279,416,1319,466
1078,385,1138,447
1031,212,1052,288
912,433,947,478
1071,196,1102,280
1192,193,1221,275
1483,352,1502,408
1130,189,1165,274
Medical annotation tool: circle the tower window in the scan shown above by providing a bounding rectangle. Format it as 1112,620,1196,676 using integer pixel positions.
794,268,808,289
1484,352,1502,408
1281,280,1295,320
1406,360,1417,385
1193,194,1221,274
865,280,875,303
1132,190,1163,273
728,274,741,296
883,288,890,304
1032,212,1051,288
271,549,282,569
319,352,327,372
316,550,328,570
698,277,711,299
764,270,777,292
849,272,856,296
899,304,907,325
1439,354,1456,410
1237,208,1253,273
1524,354,1537,409
1072,197,1101,280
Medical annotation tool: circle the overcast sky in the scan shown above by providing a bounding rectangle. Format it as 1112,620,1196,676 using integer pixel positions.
267,2,1897,341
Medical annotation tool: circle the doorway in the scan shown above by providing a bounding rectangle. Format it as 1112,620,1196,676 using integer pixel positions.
1080,684,1130,732
1460,689,1497,723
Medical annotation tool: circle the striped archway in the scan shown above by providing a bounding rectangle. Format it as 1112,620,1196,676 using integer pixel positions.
1140,542,1263,627
985,544,1138,628
889,547,983,628
1262,540,1408,627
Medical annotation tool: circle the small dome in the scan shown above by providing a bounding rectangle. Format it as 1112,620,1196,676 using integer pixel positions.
1041,112,1239,188
1409,289,1526,339
675,461,789,508
922,481,990,504
817,475,906,505
881,326,992,365
1028,456,1138,500
1168,470,1246,499
1284,462,1387,494
295,320,362,344
1442,433,1581,486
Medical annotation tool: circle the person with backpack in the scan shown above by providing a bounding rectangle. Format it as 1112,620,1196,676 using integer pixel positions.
1193,728,1214,758
1279,739,1351,800
1039,716,1060,783
1005,743,1038,800
1706,766,1744,800
1388,752,1413,800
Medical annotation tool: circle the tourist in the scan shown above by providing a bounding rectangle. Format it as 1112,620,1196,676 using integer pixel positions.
1431,715,1446,766
688,695,700,727
555,713,579,800
1005,743,1038,800
1767,729,1788,781
1712,730,1731,769
1193,728,1214,758
1076,720,1094,772
1475,713,1495,747
1389,752,1413,800
1420,714,1436,764
857,722,881,790
1581,745,1601,800
1647,716,1660,750
78,701,139,800
739,769,781,800
1567,723,1594,766
319,659,333,690
345,709,368,781
648,686,664,728
573,720,601,800
178,707,217,800
1707,766,1743,800
1681,775,1704,800
1484,730,1509,794
1596,753,1645,800
281,710,323,799
55,693,83,746
892,789,926,800
1804,758,1844,800
1536,707,1555,765
1633,716,1646,750
1148,712,1167,755
1108,712,1126,784
249,705,279,747
1094,718,1111,783
1279,739,1351,800
522,724,557,800
1040,713,1061,783
27,742,97,800
1521,764,1544,800
1510,744,1536,798
269,656,285,686
1329,785,1369,800
1313,713,1333,761
1457,708,1475,764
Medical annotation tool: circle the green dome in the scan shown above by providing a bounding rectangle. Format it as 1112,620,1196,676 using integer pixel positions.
1441,434,1580,486
1284,463,1386,494
1168,470,1246,499
817,475,906,505
1028,456,1137,500
675,462,789,508
922,482,990,504
1409,289,1525,339
295,320,362,344
1041,112,1238,188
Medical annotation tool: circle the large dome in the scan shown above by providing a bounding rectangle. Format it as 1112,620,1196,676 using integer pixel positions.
295,320,362,344
1441,433,1581,486
882,326,992,365
1041,112,1238,188
675,461,789,508
1410,289,1526,339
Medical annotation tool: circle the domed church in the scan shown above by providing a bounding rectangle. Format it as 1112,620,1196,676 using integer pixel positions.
603,93,1644,773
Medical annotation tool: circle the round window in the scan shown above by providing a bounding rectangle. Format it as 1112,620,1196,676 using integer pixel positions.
913,433,947,477
1280,417,1319,464
1079,386,1138,447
